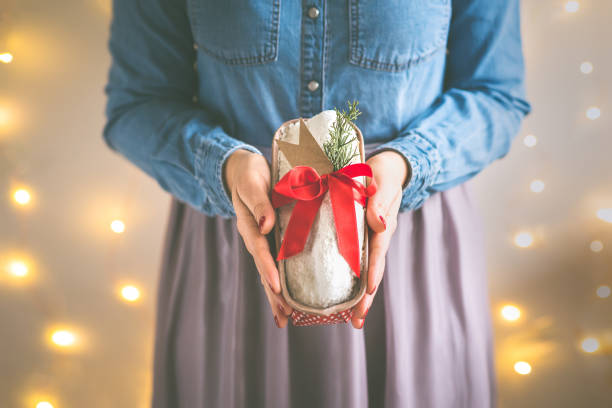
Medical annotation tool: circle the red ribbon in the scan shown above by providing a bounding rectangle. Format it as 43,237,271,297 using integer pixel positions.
271,163,377,278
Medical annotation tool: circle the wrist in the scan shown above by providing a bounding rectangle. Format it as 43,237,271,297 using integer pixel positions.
371,149,411,190
223,148,252,196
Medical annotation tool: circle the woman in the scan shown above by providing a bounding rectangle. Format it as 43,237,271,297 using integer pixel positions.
104,0,530,407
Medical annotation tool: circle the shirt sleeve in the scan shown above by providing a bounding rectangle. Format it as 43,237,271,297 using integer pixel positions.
103,0,262,218
367,0,532,211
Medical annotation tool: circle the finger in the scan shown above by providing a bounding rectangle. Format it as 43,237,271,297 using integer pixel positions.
234,192,282,294
261,275,293,328
366,191,401,295
237,171,276,235
366,229,390,295
351,285,379,328
262,274,294,317
366,172,399,234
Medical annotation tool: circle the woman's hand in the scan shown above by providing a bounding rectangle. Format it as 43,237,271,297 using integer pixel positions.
351,150,409,329
223,149,293,328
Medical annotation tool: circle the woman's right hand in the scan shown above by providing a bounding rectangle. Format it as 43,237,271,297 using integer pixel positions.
223,148,293,328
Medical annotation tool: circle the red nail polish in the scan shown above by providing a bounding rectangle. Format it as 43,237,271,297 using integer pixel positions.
379,215,386,231
368,284,376,295
259,216,266,233
274,315,280,328
364,307,370,318
359,319,365,329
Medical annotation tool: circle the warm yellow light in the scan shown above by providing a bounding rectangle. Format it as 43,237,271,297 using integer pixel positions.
514,232,534,248
121,285,141,302
523,134,537,147
596,285,610,299
529,180,545,193
590,240,603,252
51,330,76,347
514,361,532,375
0,107,11,129
580,61,593,74
565,1,579,12
581,337,599,353
13,188,31,205
596,208,612,223
0,52,13,64
501,305,521,321
36,402,54,408
8,260,28,277
586,106,601,120
110,219,125,234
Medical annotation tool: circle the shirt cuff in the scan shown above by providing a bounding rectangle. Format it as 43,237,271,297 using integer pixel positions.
367,130,441,211
194,129,263,218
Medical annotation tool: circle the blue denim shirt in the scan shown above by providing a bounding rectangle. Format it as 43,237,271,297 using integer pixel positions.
104,0,530,218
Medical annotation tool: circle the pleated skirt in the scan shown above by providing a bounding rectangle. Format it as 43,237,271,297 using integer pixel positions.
151,143,496,408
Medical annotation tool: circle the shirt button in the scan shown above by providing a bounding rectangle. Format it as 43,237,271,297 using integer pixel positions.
307,80,320,92
307,7,320,19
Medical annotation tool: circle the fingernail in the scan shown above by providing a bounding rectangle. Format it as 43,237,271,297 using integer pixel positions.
367,284,376,295
259,216,266,233
364,307,370,318
359,319,365,329
379,215,386,231
274,315,280,328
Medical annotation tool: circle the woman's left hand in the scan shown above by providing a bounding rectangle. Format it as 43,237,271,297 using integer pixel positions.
351,150,409,329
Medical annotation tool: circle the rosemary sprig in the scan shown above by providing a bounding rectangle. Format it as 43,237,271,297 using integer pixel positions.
323,100,362,171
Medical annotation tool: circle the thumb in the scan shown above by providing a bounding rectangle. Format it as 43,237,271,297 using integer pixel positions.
237,176,276,235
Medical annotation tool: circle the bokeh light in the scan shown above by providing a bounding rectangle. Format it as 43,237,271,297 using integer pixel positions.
8,260,28,277
514,232,534,248
36,402,54,408
523,134,537,147
580,337,599,353
580,61,593,74
110,219,125,234
586,106,601,120
564,1,579,13
51,330,76,347
514,361,532,375
501,305,521,321
596,208,612,223
0,52,13,64
589,240,603,252
0,105,12,129
596,285,610,299
530,180,545,193
120,285,141,302
13,188,31,206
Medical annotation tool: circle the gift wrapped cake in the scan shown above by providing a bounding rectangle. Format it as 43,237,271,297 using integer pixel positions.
270,102,376,326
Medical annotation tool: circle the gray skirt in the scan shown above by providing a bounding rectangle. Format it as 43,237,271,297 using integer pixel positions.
151,143,496,408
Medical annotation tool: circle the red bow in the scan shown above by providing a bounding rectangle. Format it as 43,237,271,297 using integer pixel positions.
271,163,377,277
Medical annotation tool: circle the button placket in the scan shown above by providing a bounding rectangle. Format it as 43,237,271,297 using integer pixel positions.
300,0,325,118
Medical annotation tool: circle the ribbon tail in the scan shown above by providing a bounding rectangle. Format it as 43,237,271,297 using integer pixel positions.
329,177,361,278
276,197,324,260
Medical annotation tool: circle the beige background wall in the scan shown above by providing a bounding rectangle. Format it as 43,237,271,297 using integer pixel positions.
1,0,610,407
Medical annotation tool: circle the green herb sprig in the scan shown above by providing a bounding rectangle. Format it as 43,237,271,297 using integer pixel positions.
323,100,362,171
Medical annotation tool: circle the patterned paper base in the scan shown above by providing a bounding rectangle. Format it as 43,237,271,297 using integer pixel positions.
291,309,353,326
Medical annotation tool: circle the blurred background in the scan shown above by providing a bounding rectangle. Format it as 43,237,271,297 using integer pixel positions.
1,0,611,407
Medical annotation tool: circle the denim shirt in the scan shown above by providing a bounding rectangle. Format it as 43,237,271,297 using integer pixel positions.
104,0,531,218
